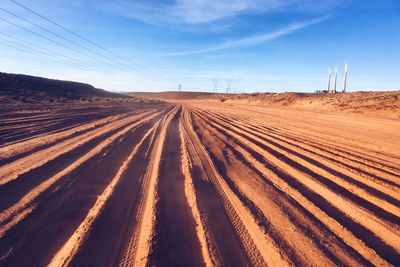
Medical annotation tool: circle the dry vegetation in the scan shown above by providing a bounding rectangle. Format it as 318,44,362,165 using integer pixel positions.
0,88,399,266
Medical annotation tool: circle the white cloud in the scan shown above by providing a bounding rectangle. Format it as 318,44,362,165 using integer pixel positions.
171,0,279,24
162,16,329,56
95,0,339,27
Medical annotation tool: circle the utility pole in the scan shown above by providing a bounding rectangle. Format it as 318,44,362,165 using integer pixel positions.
342,62,348,93
327,67,331,93
212,78,219,93
333,66,337,93
225,79,232,94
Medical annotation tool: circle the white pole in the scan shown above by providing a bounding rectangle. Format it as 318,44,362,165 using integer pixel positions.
333,66,338,93
327,67,331,92
343,62,348,93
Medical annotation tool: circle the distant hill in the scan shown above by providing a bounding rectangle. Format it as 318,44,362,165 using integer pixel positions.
128,91,400,119
0,72,127,100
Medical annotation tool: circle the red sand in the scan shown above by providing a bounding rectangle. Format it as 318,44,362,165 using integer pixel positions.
0,94,399,266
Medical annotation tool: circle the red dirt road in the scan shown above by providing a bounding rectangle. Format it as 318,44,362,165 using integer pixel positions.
0,100,399,266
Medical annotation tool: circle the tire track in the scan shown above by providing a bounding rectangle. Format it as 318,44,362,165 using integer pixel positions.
1,99,398,266
0,109,160,186
215,111,400,185
196,110,400,235
149,107,204,267
0,113,163,266
119,106,178,267
69,121,160,267
48,120,159,267
179,120,214,267
190,106,399,265
0,110,163,239
206,111,400,216
181,107,288,267
198,103,400,166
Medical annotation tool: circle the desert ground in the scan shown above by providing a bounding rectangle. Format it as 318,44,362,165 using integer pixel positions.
0,86,400,266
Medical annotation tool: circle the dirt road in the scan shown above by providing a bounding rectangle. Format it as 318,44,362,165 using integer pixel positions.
0,100,399,266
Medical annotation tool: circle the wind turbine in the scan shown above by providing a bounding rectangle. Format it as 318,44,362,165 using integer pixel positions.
327,67,331,93
333,66,338,93
342,62,348,93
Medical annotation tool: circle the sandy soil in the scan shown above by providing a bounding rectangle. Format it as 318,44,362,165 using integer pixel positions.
129,90,400,119
0,97,399,266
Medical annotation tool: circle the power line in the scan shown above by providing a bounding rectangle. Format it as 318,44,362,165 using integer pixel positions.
0,37,94,71
0,9,163,83
0,7,110,60
0,31,108,73
0,6,142,73
0,16,113,73
6,0,174,84
0,15,171,87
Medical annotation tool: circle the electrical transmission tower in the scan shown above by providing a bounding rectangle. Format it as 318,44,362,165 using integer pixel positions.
225,79,232,94
212,78,219,92
178,83,182,91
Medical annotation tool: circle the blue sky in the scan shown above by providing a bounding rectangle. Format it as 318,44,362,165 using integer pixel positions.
0,0,399,92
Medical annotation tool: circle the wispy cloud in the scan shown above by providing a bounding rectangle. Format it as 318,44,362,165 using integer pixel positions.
95,0,339,27
162,16,329,56
171,0,280,24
